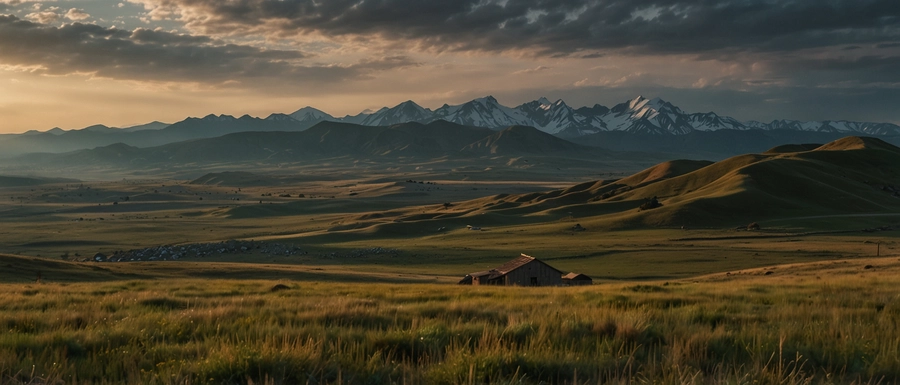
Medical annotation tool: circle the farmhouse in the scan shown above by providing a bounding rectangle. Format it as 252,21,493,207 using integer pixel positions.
459,254,591,286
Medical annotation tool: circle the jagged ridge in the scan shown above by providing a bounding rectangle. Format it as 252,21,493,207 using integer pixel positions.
278,96,900,138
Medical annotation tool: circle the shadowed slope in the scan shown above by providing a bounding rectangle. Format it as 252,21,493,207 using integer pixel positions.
189,171,280,187
814,136,900,152
462,125,587,155
0,175,79,187
313,136,900,235
617,159,715,186
0,254,142,282
590,136,900,226
764,143,822,154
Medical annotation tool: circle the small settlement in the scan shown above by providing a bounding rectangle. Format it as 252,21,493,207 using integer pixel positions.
459,253,592,286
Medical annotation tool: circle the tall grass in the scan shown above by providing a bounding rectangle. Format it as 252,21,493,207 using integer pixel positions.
1,272,898,384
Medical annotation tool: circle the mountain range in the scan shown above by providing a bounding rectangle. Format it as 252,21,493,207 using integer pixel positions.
280,95,900,137
7,122,606,171
2,95,898,159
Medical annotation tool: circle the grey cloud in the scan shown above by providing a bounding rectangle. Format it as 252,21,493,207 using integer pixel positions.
25,9,60,24
133,0,900,56
0,15,416,87
65,8,90,21
129,27,212,45
768,55,900,87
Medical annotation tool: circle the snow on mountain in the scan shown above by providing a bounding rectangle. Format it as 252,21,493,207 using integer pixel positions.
433,96,533,128
689,112,747,131
358,101,433,126
744,121,766,130
288,106,334,123
603,96,695,135
823,121,900,136
514,97,593,135
340,108,383,124
270,95,900,137
20,95,895,142
742,120,899,135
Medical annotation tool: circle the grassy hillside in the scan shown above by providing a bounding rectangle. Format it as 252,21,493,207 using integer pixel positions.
2,256,899,384
577,129,900,159
299,136,900,236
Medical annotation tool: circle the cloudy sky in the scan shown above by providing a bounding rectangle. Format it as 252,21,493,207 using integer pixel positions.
0,0,898,133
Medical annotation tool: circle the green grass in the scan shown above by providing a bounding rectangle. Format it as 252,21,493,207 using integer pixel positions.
2,257,900,384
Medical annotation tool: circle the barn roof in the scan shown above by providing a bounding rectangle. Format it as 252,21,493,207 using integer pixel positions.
562,272,592,280
469,254,564,280
494,254,538,274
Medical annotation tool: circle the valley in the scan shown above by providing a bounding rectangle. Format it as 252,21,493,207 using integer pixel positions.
2,136,898,284
2,0,898,381
2,103,899,385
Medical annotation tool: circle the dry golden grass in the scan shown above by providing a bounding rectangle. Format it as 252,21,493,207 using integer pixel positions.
1,256,899,384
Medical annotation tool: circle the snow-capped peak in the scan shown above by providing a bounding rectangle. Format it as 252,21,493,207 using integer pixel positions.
289,106,334,123
627,95,650,109
357,100,433,126
276,95,899,137
471,95,500,106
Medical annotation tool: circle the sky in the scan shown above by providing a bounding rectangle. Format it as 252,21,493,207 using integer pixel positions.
0,0,898,133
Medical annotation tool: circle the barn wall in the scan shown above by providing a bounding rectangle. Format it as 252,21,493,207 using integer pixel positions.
472,275,501,286
504,260,562,286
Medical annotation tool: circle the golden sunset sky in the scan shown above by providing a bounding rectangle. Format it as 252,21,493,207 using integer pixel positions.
1,0,898,133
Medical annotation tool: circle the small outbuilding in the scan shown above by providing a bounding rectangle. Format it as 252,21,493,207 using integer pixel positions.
461,253,569,286
562,272,593,286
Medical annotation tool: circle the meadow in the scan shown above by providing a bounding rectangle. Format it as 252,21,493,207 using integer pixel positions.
2,256,899,384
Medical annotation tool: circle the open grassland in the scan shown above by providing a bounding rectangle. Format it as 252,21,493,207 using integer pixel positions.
3,137,899,281
1,175,899,282
2,257,900,384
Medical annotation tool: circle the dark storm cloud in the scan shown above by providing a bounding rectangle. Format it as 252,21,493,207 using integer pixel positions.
137,0,900,55
0,15,417,85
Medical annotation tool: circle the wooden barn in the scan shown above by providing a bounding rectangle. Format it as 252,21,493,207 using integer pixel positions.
460,254,564,286
562,272,593,286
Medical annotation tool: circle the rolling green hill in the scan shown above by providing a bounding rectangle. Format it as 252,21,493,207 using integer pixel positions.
307,136,900,234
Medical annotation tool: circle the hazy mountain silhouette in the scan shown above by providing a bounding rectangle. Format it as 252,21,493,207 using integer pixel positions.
9,120,583,168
